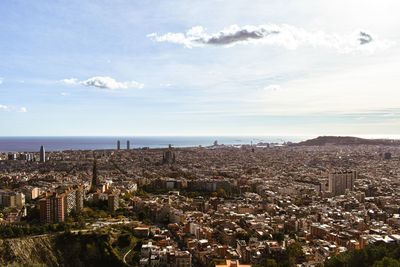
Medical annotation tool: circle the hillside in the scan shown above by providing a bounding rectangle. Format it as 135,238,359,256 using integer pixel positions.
0,232,127,267
0,235,60,266
325,242,400,267
295,136,400,146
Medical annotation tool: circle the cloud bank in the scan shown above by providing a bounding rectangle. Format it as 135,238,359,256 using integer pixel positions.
61,76,144,90
148,24,394,52
0,104,27,113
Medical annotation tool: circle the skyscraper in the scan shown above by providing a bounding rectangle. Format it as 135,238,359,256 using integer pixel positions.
328,171,357,196
75,187,84,211
162,145,176,164
117,140,121,150
127,140,130,150
39,145,46,163
39,198,51,224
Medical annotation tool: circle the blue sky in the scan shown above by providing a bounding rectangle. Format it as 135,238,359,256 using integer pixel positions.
1,0,399,136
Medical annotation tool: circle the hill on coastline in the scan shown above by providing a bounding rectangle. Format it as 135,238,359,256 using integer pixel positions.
295,136,400,146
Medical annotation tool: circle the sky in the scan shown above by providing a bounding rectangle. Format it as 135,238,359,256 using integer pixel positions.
0,0,400,137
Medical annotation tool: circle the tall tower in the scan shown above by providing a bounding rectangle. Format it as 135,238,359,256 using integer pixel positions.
162,144,176,164
127,140,130,150
91,159,99,191
39,145,46,163
117,140,121,150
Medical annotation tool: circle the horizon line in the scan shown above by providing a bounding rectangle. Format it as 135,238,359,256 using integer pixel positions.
1,134,400,139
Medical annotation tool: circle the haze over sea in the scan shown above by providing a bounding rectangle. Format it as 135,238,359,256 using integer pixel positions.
0,136,310,152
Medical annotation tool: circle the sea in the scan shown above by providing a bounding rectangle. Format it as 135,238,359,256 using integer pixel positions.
0,136,310,152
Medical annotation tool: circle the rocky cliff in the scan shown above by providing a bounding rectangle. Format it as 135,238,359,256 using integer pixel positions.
0,235,60,266
0,232,126,267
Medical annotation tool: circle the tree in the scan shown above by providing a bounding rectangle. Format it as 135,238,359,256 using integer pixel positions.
272,232,284,243
286,242,305,264
325,242,400,267
25,206,40,223
264,259,278,267
117,234,132,248
2,226,14,238
138,211,145,221
374,257,400,267
131,251,141,265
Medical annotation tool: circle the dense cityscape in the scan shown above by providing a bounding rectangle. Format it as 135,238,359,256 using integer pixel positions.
0,138,399,266
2,0,399,266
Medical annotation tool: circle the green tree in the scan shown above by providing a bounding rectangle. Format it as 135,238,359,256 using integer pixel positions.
272,232,284,243
373,257,400,267
286,242,305,264
117,234,132,248
264,259,278,267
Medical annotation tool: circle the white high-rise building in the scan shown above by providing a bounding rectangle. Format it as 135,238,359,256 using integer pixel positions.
15,192,25,208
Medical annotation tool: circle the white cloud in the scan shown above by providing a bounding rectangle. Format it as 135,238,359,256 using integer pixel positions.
61,76,144,90
0,77,4,84
149,24,395,53
61,78,78,85
81,76,144,90
61,92,69,96
0,105,27,113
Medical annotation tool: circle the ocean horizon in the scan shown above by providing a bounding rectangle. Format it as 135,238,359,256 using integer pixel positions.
0,136,310,152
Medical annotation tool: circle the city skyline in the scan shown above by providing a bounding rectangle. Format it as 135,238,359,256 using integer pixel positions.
1,0,399,136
